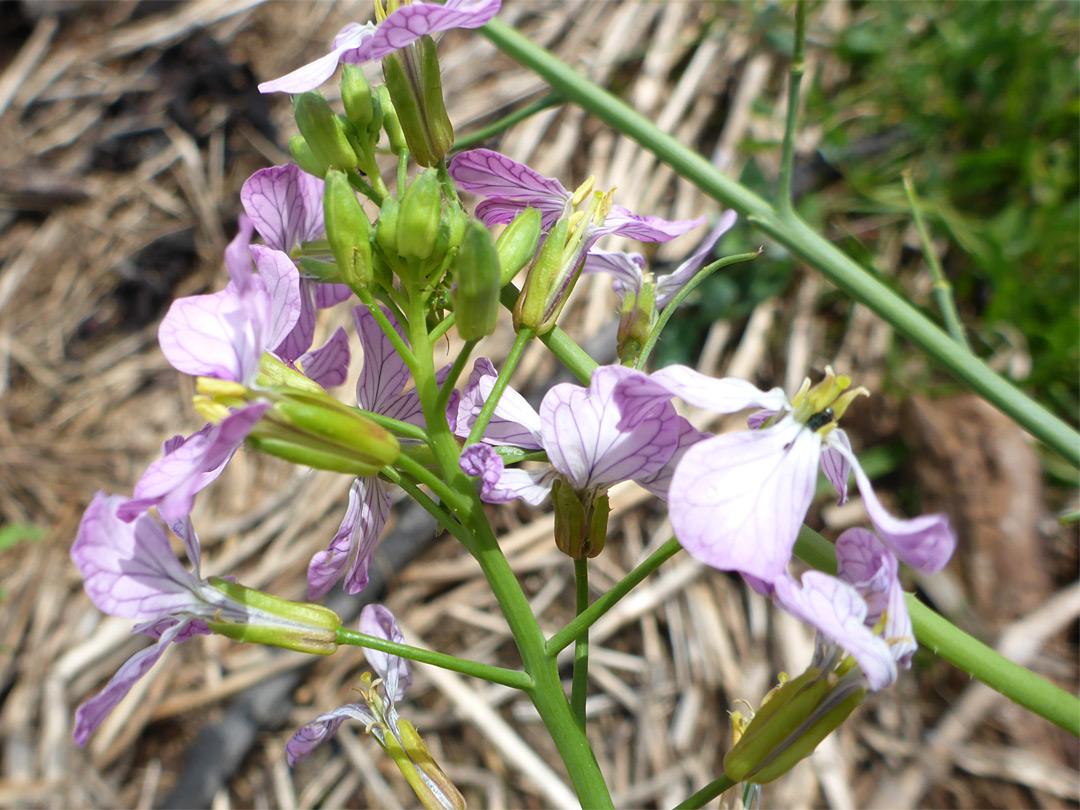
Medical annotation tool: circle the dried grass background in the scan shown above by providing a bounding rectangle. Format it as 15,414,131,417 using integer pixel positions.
0,1,1077,808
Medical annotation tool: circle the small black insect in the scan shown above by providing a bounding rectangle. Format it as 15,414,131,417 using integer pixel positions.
806,407,835,431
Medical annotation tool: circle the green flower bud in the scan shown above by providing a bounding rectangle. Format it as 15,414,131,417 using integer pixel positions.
289,134,329,179
342,64,375,132
294,91,358,171
205,577,340,655
324,169,374,293
376,197,400,255
495,206,542,286
513,217,571,334
397,170,442,261
392,718,467,810
452,219,501,340
552,478,609,559
381,36,454,167
378,85,409,156
616,282,656,365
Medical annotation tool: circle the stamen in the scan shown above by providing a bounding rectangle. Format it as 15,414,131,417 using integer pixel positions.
570,175,596,207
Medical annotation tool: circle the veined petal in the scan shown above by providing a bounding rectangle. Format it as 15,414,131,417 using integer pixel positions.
459,444,553,506
832,439,957,573
474,198,565,230
456,357,543,448
592,205,704,243
224,216,255,281
297,327,350,389
448,148,568,206
241,164,325,254
158,286,259,383
668,418,819,582
307,477,390,598
258,23,374,94
636,416,709,500
773,571,897,691
359,604,412,701
286,703,378,766
654,210,737,309
581,248,645,302
250,245,304,359
353,305,413,414
72,494,202,620
312,282,353,309
346,0,501,63
540,366,680,490
820,428,852,504
746,409,779,430
73,619,194,746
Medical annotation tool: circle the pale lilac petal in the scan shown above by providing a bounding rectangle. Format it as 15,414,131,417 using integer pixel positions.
833,440,957,574
636,417,709,500
448,148,568,207
346,0,501,64
540,366,680,490
73,619,193,746
593,206,704,243
359,603,412,700
820,428,852,504
72,494,201,620
747,409,779,430
250,245,304,356
258,23,374,94
654,210,738,309
312,282,353,309
668,418,819,582
474,198,565,231
277,281,317,362
581,248,645,302
772,571,897,691
353,305,412,414
286,703,377,766
158,286,259,383
298,327,350,389
170,514,202,578
456,357,544,448
241,165,325,254
459,444,553,506
343,478,391,594
307,477,391,598
224,216,255,281
130,404,270,525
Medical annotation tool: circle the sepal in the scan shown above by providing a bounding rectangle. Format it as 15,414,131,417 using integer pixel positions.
206,577,340,655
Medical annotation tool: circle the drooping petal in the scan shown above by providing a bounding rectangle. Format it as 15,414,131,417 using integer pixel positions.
636,416,709,500
241,164,325,254
540,366,681,490
819,428,852,504
312,282,353,309
654,210,738,309
832,439,957,574
344,0,501,64
224,216,255,281
307,477,391,599
772,571,897,691
298,327,350,389
353,305,412,414
258,22,375,94
459,444,554,506
455,357,544,448
448,148,568,208
668,418,820,582
614,365,789,429
286,703,378,766
746,409,779,430
581,248,646,302
359,603,412,700
72,494,202,620
592,205,704,243
73,619,194,746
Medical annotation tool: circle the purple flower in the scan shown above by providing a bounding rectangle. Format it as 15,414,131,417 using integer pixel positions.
583,209,738,310
307,306,459,598
240,165,352,361
615,366,957,583
259,0,502,95
456,362,682,505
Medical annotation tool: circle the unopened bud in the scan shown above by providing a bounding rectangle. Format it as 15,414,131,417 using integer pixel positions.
552,478,609,559
397,170,442,261
379,85,408,156
294,92,358,171
376,197,400,255
342,64,376,132
205,577,340,655
495,207,542,285
289,134,329,179
324,170,374,293
381,36,454,167
513,217,571,334
453,219,501,340
616,283,656,365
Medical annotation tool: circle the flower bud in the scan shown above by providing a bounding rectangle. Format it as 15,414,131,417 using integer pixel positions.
452,219,501,340
289,134,329,179
324,170,374,293
397,170,442,261
616,282,656,365
513,217,571,334
495,207,542,286
378,85,409,156
205,577,340,655
376,197,400,255
294,91,358,171
342,64,376,132
552,478,609,559
381,36,454,167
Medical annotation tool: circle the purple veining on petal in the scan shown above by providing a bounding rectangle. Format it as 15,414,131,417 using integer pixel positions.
343,478,391,594
654,210,738,309
359,603,412,700
593,206,704,243
581,248,646,302
473,198,566,230
286,704,376,766
449,149,568,205
747,409,779,430
259,22,374,94
241,164,325,254
312,282,353,309
344,0,501,64
353,305,413,415
158,286,258,382
459,443,554,506
668,418,820,582
298,327,350,389
455,357,544,448
224,216,255,281
636,416,709,500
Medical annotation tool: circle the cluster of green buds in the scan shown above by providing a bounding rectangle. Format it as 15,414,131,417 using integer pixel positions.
723,665,866,784
206,578,342,655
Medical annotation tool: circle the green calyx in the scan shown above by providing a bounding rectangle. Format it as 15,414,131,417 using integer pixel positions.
324,169,374,294
452,218,501,340
382,36,454,167
294,92,358,171
205,577,340,655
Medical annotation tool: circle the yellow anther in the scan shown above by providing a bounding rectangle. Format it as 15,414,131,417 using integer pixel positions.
790,377,811,408
196,377,248,398
193,395,231,425
832,386,869,420
566,209,585,237
570,175,596,207
596,187,615,223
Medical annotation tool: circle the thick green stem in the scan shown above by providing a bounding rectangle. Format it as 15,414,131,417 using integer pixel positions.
465,326,534,445
902,170,971,350
776,0,807,214
436,338,478,416
336,626,532,690
480,17,1080,468
570,557,590,729
500,283,596,384
673,774,737,810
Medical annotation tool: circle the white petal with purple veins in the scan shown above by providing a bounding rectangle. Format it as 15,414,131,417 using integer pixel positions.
286,703,377,766
241,164,325,254
359,603,412,700
636,416,709,500
449,148,568,205
460,444,554,506
820,428,852,504
353,305,412,414
456,357,544,448
298,327,350,389
345,0,501,63
258,23,374,94
593,206,704,243
158,286,258,383
581,248,645,301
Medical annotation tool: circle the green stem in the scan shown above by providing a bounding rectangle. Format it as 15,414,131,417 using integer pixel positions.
793,526,1080,736
394,453,471,516
356,409,430,443
336,627,532,690
548,537,682,654
381,466,471,546
465,326,535,445
451,92,563,153
436,158,461,205
570,557,590,729
480,17,1080,468
397,152,408,195
500,283,596,384
347,167,383,205
359,291,420,376
673,774,737,810
776,0,807,215
429,311,456,343
436,338,478,416
902,170,971,350
635,251,761,370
